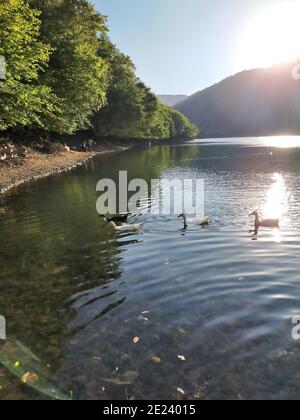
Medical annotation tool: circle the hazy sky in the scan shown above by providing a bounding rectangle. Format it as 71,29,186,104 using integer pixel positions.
93,0,289,95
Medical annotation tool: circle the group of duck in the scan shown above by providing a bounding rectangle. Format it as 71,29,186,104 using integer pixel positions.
100,211,280,236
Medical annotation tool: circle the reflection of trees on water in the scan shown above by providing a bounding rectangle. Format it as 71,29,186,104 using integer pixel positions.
0,183,127,399
0,145,197,398
0,183,126,352
2,143,300,399
0,210,128,398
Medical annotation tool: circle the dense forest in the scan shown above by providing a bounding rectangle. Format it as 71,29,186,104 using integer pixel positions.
0,0,198,142
175,63,300,138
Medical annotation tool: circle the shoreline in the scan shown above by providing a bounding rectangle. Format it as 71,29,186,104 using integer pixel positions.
0,145,128,196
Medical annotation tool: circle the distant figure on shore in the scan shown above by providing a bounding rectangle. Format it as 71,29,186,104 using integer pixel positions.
87,139,96,152
81,140,87,152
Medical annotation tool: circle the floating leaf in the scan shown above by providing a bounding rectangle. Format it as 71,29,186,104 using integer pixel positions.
177,327,187,335
177,355,186,361
138,316,149,322
102,371,139,386
151,356,161,365
21,372,39,384
52,266,68,275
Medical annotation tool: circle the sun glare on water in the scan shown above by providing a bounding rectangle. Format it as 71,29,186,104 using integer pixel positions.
261,136,300,148
237,2,300,70
264,173,288,221
263,173,289,242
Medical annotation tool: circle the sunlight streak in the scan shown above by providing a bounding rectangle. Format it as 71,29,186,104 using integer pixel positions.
262,173,289,242
263,173,288,220
261,136,300,148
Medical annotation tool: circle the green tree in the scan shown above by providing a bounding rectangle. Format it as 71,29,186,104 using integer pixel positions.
93,37,198,141
146,104,199,140
0,0,198,140
29,0,109,133
0,0,58,131
93,38,149,138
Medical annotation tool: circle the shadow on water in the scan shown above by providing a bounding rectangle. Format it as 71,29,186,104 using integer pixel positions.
1,139,300,399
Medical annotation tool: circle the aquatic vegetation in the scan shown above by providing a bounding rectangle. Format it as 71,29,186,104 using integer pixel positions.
0,340,71,400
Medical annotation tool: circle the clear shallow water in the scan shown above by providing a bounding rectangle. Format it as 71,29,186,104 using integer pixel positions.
1,137,300,400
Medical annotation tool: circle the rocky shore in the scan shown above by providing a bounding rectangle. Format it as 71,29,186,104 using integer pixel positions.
0,140,128,196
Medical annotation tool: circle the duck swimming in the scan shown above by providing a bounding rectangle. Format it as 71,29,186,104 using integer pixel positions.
101,214,129,223
178,213,209,229
109,221,141,233
249,211,279,235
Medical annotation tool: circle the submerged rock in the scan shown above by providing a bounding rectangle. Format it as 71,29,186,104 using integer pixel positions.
101,370,139,386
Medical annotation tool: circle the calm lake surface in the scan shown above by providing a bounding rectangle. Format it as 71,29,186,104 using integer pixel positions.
1,137,300,400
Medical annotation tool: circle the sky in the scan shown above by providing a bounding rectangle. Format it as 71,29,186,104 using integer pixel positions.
93,0,296,95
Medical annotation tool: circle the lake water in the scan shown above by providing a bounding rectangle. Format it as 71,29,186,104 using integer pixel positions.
1,137,300,400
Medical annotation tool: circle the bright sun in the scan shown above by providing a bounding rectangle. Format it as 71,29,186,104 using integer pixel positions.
237,2,300,70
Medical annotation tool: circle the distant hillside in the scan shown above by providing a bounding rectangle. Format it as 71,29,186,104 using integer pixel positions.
175,63,300,138
158,95,188,107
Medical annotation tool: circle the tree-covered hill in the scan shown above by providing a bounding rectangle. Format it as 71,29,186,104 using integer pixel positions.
0,0,198,141
175,63,300,138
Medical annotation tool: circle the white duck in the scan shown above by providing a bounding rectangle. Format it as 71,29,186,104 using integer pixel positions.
178,213,209,228
249,211,279,235
110,221,141,233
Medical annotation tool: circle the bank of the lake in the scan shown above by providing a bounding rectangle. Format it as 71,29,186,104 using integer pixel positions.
0,143,129,196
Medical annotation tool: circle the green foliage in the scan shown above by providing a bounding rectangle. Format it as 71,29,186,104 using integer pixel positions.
93,37,198,140
0,0,59,131
29,0,109,133
148,104,199,140
0,0,198,140
93,37,153,138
